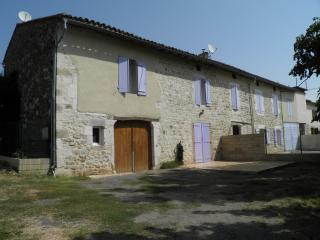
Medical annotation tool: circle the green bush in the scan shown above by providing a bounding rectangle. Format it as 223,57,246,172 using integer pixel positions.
160,160,183,169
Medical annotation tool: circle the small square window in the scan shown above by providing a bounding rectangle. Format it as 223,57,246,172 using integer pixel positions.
92,127,103,146
232,125,241,135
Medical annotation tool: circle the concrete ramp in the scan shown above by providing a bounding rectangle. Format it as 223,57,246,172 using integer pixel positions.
184,161,293,173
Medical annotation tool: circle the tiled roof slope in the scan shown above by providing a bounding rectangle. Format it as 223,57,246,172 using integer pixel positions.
10,13,298,92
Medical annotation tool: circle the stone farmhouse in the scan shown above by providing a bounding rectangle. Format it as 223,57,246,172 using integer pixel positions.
1,13,318,175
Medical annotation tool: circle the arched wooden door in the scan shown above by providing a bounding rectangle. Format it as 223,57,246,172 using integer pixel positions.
114,121,151,173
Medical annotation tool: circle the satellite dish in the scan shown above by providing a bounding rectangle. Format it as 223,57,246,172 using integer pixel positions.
208,44,217,54
18,11,32,22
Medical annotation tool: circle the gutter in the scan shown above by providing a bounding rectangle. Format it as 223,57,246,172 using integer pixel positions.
49,18,67,175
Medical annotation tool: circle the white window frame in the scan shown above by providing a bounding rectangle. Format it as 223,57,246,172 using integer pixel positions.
92,126,104,146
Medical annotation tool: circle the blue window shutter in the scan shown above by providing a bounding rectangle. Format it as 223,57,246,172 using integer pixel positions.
194,123,203,162
288,101,292,118
195,79,201,105
260,92,265,113
273,95,278,116
118,57,129,93
231,84,238,110
271,96,274,114
255,92,259,113
201,123,211,162
205,80,212,106
236,86,240,109
137,61,147,96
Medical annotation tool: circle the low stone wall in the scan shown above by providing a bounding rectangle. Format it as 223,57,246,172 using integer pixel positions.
301,135,320,151
221,134,266,161
0,155,49,174
267,153,320,162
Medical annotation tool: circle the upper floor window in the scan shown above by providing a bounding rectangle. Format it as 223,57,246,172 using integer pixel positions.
195,78,211,106
230,83,240,111
255,90,264,115
287,99,293,119
271,94,280,116
118,56,147,95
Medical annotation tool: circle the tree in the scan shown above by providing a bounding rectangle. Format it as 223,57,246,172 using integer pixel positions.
290,17,320,121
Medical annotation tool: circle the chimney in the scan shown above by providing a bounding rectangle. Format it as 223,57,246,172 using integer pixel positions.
198,49,209,59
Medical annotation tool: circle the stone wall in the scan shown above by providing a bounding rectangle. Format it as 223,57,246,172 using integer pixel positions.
220,134,266,161
301,135,320,151
55,25,291,175
3,19,59,157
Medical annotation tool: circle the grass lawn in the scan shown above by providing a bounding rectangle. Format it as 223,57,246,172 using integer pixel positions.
0,172,175,240
1,162,320,239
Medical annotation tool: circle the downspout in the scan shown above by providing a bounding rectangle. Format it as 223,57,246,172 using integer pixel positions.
50,18,67,175
280,91,285,152
248,80,255,134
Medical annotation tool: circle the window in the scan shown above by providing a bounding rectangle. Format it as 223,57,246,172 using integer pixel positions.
271,94,279,116
299,123,306,135
312,110,317,121
266,129,271,144
230,83,240,111
118,56,146,95
195,78,211,106
311,128,319,135
255,90,264,114
92,127,103,146
274,128,283,146
287,99,293,119
232,125,241,135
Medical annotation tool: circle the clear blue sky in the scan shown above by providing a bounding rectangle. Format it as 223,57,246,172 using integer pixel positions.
1,0,319,100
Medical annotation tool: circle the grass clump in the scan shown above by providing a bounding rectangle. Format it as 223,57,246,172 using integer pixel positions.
160,160,183,169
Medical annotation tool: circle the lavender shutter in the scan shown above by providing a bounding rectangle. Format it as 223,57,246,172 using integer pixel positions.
201,123,211,162
260,92,265,113
137,61,147,96
205,80,212,106
236,86,240,109
231,85,238,110
288,101,292,118
194,123,203,162
255,91,260,113
195,79,201,105
118,57,129,93
273,95,278,116
271,96,274,114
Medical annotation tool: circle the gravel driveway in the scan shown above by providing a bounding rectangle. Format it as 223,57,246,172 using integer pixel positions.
82,162,320,240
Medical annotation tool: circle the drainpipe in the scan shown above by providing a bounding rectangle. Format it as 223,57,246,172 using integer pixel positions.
279,91,285,152
248,81,255,134
50,18,67,175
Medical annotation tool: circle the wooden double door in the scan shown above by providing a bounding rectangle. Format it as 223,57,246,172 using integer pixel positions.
114,121,151,173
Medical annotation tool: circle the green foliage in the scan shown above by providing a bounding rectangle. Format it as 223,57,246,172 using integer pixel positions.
290,17,320,121
290,17,320,80
160,160,183,169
